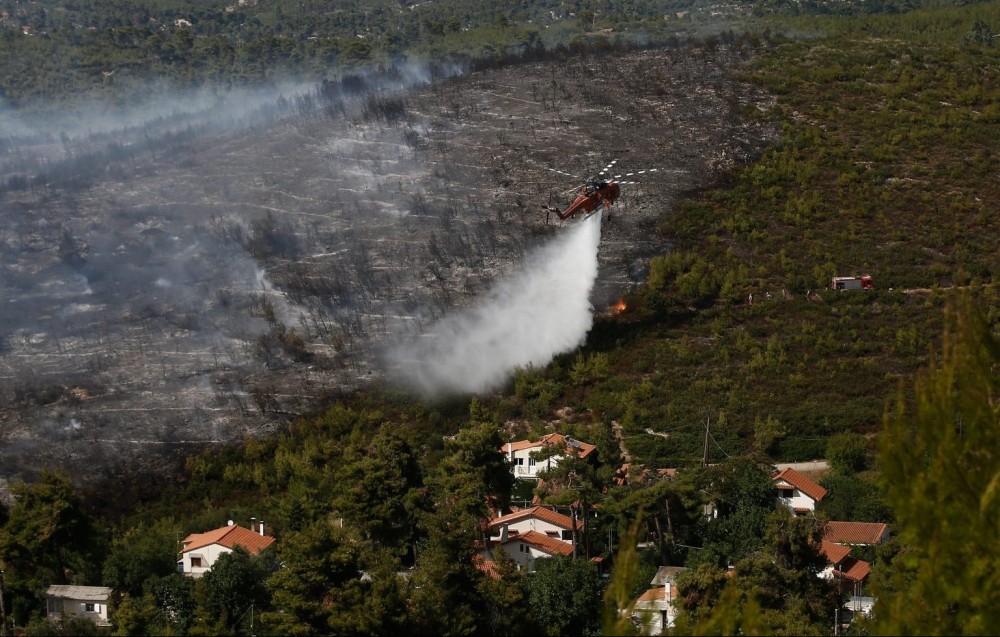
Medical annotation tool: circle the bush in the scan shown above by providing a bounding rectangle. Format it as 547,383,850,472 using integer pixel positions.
826,432,870,475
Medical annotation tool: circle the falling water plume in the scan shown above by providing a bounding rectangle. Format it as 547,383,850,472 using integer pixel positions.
389,212,604,396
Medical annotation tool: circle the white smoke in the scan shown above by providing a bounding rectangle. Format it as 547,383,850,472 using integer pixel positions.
389,212,603,396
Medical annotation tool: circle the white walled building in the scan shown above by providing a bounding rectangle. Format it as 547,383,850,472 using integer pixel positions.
480,530,575,572
488,505,581,545
45,585,112,627
629,566,687,635
178,520,275,577
501,433,596,480
772,467,828,514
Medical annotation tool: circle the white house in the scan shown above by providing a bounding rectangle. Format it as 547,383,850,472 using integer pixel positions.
479,529,574,572
45,585,112,627
178,520,275,577
772,467,828,514
488,505,581,545
629,566,687,634
501,433,596,480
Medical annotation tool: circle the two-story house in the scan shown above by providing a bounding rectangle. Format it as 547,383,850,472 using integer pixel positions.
478,530,575,572
502,433,596,480
488,505,582,545
772,467,828,515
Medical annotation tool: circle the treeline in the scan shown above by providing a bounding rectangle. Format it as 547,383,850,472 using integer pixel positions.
2,0,989,109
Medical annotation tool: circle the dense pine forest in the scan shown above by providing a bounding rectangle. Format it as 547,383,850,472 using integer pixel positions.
1,0,999,635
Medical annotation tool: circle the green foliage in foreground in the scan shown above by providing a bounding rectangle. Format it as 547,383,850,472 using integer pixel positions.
875,298,1000,635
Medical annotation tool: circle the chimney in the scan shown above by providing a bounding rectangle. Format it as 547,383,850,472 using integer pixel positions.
259,520,265,536
250,516,256,531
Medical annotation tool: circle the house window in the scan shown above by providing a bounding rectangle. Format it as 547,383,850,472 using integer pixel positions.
546,530,559,537
561,530,573,541
528,457,536,467
779,488,794,498
84,603,96,613
190,556,203,568
514,458,524,466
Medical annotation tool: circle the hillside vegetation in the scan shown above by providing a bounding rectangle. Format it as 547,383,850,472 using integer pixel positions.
0,1,998,635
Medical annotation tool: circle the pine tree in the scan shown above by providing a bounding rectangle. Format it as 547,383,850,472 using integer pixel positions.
876,299,1000,634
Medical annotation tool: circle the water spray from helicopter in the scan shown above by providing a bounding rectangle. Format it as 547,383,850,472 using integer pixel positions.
388,212,605,397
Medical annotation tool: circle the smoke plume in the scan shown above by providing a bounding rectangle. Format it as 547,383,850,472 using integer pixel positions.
389,212,603,396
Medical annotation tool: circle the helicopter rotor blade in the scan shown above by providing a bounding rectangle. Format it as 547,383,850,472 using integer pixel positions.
544,166,582,180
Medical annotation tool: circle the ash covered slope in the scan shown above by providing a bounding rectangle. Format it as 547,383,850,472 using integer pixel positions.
0,45,775,483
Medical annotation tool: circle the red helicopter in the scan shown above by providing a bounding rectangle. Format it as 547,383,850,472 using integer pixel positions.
542,160,657,223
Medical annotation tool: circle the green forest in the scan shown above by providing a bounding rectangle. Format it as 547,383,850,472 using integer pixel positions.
1,0,999,635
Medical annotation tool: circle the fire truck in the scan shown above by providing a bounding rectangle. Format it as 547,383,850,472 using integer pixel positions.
830,275,874,291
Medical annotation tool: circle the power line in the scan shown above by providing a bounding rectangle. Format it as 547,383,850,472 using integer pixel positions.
708,430,732,459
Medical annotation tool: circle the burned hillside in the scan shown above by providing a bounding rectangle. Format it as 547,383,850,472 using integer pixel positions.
0,44,777,484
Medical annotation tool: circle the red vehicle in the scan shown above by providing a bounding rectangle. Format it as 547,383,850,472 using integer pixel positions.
542,160,656,222
831,275,874,290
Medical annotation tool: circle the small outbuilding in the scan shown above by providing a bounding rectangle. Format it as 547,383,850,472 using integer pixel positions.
45,585,112,627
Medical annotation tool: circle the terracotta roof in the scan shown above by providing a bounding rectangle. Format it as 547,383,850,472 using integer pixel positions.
773,467,828,502
825,521,888,545
838,557,872,582
490,505,581,530
500,433,596,459
181,524,275,555
472,555,502,580
819,540,852,566
504,439,543,453
636,585,679,603
509,530,574,556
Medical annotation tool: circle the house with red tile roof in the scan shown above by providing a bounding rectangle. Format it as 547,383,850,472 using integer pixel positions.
178,519,275,577
501,433,596,480
488,505,582,545
479,529,575,572
824,521,889,546
819,540,872,604
772,467,828,515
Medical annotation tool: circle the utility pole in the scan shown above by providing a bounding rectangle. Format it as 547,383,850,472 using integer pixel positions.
701,417,711,467
571,506,578,560
835,562,842,635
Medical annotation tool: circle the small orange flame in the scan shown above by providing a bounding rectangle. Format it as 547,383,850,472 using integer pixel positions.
611,298,627,314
